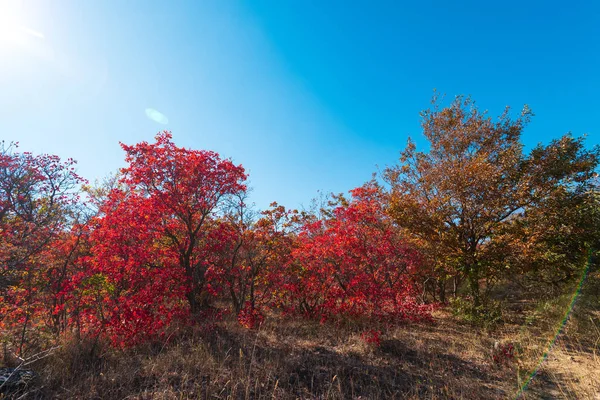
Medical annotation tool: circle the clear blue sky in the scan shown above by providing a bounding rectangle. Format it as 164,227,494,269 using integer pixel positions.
1,0,598,210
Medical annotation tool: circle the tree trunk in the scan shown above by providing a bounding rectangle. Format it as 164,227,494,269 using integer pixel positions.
437,277,446,303
453,275,459,297
467,266,481,308
187,291,199,315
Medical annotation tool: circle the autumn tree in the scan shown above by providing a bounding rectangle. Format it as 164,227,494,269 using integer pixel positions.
119,132,247,313
0,141,84,354
384,96,599,307
209,191,257,316
79,132,247,344
205,194,301,328
508,175,600,292
234,203,300,327
288,184,430,322
41,221,93,338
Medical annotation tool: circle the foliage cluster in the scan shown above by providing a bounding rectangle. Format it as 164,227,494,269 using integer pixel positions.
1,96,598,355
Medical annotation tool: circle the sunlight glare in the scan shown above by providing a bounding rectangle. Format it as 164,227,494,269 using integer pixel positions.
145,108,169,125
0,0,44,44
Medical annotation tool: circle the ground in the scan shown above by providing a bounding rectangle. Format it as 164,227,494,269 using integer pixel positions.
3,272,599,399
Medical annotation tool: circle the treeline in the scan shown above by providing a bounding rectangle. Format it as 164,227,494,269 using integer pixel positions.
1,96,598,353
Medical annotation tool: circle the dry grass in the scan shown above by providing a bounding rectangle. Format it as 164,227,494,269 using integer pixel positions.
2,272,599,399
512,270,600,399
0,315,513,399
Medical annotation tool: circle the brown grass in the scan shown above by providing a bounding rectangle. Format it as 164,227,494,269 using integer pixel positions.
512,270,600,399
2,272,599,399
0,314,515,399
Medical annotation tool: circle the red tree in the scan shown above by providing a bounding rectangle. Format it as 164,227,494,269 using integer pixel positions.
288,184,431,323
213,201,300,328
0,141,84,354
80,132,247,345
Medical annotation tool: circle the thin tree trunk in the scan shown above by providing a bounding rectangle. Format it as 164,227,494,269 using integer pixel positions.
438,277,446,303
453,275,459,297
467,266,481,308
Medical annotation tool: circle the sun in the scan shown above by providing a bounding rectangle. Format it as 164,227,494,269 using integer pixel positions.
0,0,44,44
0,0,23,42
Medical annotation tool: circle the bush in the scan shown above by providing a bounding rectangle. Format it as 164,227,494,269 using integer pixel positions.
449,297,503,328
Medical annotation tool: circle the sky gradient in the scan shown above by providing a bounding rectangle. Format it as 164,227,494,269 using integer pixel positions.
1,0,599,210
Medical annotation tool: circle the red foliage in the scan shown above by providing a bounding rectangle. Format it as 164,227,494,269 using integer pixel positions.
79,191,190,346
492,342,516,366
1,135,432,349
361,329,382,346
285,184,432,323
0,142,84,353
205,201,301,327
237,301,265,329
78,132,247,346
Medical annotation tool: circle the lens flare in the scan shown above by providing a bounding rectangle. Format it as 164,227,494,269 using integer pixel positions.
515,250,593,399
0,0,44,43
145,108,169,125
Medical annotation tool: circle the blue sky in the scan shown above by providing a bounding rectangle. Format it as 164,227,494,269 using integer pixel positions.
1,0,598,210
